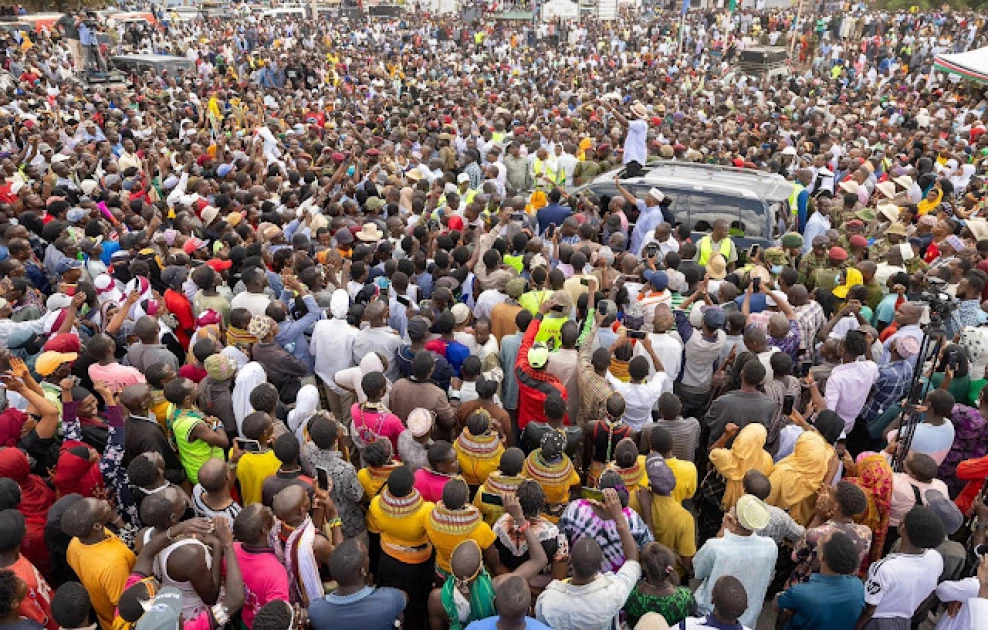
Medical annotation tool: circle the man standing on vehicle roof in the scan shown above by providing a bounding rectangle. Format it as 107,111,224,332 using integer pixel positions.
614,177,667,257
696,220,738,268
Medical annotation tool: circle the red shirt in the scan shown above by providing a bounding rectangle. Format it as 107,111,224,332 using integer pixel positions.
7,555,54,630
514,318,568,430
179,364,208,384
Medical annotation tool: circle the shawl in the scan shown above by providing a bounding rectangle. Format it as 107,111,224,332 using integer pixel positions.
0,409,26,449
226,325,258,350
917,188,943,217
232,362,266,436
708,424,775,510
847,453,893,568
0,448,54,526
287,385,320,444
53,442,105,498
768,432,831,519
273,517,323,607
440,567,496,630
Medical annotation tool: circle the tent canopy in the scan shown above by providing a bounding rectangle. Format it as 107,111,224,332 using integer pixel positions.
934,46,988,83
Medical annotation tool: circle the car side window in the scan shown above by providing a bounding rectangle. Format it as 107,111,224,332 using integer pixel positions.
688,193,765,238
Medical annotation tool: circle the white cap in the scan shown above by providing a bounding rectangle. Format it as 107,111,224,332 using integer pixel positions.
457,173,470,184
782,146,798,156
647,188,665,203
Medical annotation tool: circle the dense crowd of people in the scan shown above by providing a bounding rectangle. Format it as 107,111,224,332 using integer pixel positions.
3,3,988,630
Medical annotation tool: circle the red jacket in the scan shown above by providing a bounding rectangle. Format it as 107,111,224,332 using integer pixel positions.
955,455,988,515
514,318,568,430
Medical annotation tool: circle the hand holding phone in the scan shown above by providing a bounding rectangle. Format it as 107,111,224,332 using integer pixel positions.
235,438,261,453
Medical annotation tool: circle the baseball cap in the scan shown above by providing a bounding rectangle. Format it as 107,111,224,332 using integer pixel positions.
55,258,83,275
643,269,669,291
702,307,726,330
35,351,78,377
735,494,771,531
206,258,233,272
925,489,963,535
645,454,676,495
528,342,550,369
135,586,183,630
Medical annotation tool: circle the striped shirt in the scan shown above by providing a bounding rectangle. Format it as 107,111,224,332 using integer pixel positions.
640,417,701,463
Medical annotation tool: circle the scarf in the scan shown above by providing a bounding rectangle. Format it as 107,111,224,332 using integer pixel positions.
272,517,323,607
0,409,26,448
440,569,496,630
768,431,830,515
53,442,105,498
709,424,775,510
847,453,893,567
0,448,54,527
917,189,943,217
226,325,258,349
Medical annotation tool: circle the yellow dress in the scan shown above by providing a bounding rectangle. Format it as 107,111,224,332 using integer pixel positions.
357,462,402,500
454,431,504,487
367,489,434,564
522,450,580,524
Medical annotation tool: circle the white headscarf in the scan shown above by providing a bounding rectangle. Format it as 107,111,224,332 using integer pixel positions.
232,362,267,436
330,289,349,319
288,384,320,445
333,352,389,407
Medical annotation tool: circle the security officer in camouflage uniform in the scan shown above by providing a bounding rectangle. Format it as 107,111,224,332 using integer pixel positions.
812,246,850,293
799,235,831,290
573,144,616,186
781,233,804,273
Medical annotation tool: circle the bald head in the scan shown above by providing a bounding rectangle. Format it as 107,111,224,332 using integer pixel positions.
272,485,307,523
197,458,228,493
365,300,388,324
896,302,922,326
121,383,151,415
450,540,482,579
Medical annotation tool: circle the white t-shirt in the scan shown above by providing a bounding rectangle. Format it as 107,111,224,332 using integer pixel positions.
865,550,943,619
622,119,648,165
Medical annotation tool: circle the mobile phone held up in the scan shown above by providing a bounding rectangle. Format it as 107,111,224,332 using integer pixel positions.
782,394,795,416
235,438,261,453
316,466,330,491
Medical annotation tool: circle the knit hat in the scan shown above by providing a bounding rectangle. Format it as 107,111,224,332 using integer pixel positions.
248,315,275,340
204,354,237,381
735,494,771,531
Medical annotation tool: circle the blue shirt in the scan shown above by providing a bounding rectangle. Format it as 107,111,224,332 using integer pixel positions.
777,573,865,630
631,200,664,256
466,618,550,630
275,291,322,371
692,531,778,629
308,586,405,630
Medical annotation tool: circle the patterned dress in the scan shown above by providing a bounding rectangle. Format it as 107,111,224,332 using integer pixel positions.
623,586,697,628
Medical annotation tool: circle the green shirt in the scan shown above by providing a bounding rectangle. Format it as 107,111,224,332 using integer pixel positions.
170,409,223,485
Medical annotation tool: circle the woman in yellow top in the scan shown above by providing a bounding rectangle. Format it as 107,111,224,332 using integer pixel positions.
366,465,435,625
696,423,774,544
454,411,504,487
767,430,836,526
424,479,497,579
356,439,402,503
473,448,526,526
521,431,580,523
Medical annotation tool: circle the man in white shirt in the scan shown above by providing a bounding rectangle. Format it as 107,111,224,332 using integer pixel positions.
635,304,683,381
536,489,640,630
310,289,358,425
607,337,669,432
859,505,946,629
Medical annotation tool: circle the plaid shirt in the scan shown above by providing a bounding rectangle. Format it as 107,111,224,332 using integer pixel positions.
578,324,614,426
794,302,826,352
769,319,801,363
860,359,913,427
756,504,806,545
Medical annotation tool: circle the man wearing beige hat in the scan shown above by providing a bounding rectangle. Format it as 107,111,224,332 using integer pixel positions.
692,494,777,629
603,99,649,168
